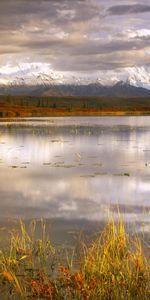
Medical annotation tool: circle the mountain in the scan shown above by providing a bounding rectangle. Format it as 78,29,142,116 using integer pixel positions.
110,81,150,97
1,80,150,97
1,64,150,91
125,67,150,90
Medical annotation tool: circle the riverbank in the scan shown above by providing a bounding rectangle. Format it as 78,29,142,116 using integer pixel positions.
0,219,149,299
0,108,150,118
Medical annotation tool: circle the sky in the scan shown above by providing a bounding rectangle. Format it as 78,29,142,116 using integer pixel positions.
0,0,150,85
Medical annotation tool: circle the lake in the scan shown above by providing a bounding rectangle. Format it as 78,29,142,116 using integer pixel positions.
0,116,150,243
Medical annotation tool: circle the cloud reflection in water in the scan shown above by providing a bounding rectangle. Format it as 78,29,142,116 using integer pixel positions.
0,117,149,228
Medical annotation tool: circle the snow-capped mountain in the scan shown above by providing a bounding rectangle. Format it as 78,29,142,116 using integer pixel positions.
0,64,150,96
125,67,150,90
0,63,150,88
95,67,150,90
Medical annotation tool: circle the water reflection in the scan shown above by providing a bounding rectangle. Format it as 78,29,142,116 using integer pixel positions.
0,117,150,230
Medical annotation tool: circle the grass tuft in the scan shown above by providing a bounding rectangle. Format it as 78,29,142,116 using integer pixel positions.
0,219,149,299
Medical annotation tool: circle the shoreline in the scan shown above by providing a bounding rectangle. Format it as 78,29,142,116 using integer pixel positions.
0,110,150,119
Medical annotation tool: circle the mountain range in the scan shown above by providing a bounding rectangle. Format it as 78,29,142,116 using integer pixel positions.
0,65,150,97
1,80,150,97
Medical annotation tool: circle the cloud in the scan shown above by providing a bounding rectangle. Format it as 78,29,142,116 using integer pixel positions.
107,4,150,15
126,29,150,39
0,0,150,80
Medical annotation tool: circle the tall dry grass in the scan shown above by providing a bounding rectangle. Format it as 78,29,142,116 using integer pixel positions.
0,219,149,299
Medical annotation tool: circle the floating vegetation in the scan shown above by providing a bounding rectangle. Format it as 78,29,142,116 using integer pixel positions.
10,165,18,169
51,140,70,143
80,174,95,178
51,139,62,143
93,163,102,167
113,172,131,177
61,164,75,168
113,173,124,176
94,172,107,176
46,162,75,168
124,172,130,176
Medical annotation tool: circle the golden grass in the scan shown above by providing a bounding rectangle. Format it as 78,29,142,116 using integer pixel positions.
0,219,149,299
0,105,150,118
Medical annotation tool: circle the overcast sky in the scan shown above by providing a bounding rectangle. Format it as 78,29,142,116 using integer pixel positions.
0,0,150,84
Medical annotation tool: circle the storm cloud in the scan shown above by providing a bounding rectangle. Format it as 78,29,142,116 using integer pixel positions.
0,0,150,81
107,4,150,15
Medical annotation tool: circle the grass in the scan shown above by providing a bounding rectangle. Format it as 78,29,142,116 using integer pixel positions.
0,219,150,299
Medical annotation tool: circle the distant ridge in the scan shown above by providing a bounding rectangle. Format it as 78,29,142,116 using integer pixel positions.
1,81,150,97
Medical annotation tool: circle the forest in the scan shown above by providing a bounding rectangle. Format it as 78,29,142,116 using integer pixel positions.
0,95,150,117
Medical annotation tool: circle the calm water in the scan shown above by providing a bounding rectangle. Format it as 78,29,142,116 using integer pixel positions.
0,116,150,236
